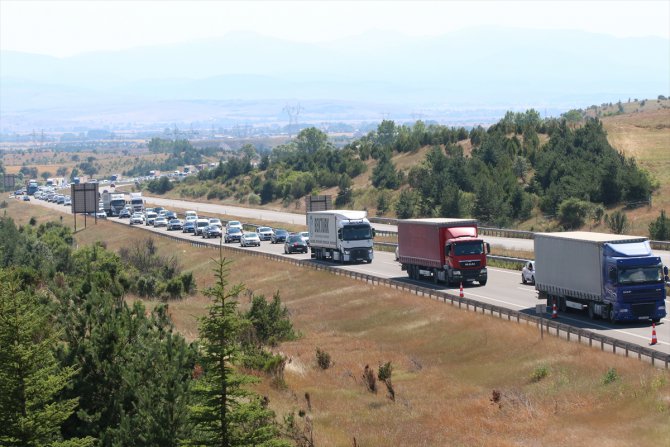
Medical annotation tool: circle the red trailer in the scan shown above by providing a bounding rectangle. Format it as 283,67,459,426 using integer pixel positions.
397,218,489,286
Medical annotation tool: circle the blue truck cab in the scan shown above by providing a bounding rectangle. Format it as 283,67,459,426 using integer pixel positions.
603,242,666,323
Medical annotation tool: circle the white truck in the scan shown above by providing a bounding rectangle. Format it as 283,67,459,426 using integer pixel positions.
535,231,666,323
101,192,127,216
307,210,374,263
129,192,145,213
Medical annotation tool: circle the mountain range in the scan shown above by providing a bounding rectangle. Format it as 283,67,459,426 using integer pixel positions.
1,27,668,132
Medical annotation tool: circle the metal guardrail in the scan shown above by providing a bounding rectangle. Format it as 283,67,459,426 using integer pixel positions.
368,218,670,251
110,217,670,369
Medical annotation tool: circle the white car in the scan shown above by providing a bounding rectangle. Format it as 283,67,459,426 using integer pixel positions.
521,261,535,285
299,231,310,245
208,218,222,227
226,220,243,231
240,232,261,247
257,226,274,241
153,217,168,227
185,215,198,224
130,213,145,225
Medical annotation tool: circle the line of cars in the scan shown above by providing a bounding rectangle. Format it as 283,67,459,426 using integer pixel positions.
32,190,72,207
118,207,311,251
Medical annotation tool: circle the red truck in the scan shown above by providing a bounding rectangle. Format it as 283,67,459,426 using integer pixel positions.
397,218,490,286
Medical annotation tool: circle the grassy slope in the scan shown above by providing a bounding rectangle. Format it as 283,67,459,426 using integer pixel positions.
599,105,670,235
5,199,670,446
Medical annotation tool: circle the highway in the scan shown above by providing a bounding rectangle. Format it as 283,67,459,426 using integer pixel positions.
22,195,670,357
139,195,669,263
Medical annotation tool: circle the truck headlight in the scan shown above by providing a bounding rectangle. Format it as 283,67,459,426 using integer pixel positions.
619,309,628,313
453,270,461,276
659,306,666,311
480,269,487,274
344,249,350,254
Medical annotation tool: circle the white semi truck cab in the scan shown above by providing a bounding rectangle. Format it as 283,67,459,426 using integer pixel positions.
308,210,374,263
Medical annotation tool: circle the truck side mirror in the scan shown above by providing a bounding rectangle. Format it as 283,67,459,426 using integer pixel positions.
372,229,376,238
445,244,451,255
337,229,342,240
486,242,491,254
664,266,669,276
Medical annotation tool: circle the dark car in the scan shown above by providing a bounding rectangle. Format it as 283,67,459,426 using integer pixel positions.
271,228,289,244
165,211,177,220
284,235,308,254
182,221,196,233
203,225,222,239
118,208,131,218
224,227,243,243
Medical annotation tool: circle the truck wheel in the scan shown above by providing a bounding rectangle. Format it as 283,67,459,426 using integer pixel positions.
588,303,596,320
479,279,487,286
608,307,617,324
559,297,567,313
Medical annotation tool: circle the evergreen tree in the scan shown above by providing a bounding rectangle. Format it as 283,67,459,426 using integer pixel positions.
0,268,94,447
649,210,670,241
395,189,418,219
335,174,353,207
188,257,289,447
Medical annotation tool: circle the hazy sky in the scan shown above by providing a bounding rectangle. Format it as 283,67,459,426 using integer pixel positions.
1,0,669,57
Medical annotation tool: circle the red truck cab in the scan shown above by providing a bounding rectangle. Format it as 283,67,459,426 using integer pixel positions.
397,218,490,286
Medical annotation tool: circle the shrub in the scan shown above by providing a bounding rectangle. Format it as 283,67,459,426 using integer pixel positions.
362,364,377,393
316,348,331,370
602,367,619,385
531,364,549,382
557,198,590,229
0,200,7,208
649,210,670,241
165,277,184,299
605,211,629,234
179,272,196,294
247,193,261,206
378,361,393,382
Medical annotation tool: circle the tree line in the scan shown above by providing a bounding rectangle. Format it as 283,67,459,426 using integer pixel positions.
0,218,299,446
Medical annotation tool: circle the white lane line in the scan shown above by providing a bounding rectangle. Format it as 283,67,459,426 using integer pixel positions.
488,267,523,276
554,314,670,347
458,291,526,309
516,287,537,293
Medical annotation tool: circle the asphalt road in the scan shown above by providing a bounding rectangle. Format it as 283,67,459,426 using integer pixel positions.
20,195,670,356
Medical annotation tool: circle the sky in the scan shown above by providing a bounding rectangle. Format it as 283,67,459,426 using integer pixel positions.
1,0,669,58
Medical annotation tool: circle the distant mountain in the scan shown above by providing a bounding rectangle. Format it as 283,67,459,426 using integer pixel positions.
1,27,667,131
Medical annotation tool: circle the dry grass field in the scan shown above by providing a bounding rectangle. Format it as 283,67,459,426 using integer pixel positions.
4,199,670,446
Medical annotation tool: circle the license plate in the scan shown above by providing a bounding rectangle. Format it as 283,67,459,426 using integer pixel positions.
638,316,649,320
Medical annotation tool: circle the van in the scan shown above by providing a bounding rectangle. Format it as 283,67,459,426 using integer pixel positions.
194,218,209,236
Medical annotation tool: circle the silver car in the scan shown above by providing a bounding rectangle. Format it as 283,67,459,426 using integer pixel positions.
240,232,261,247
521,261,535,285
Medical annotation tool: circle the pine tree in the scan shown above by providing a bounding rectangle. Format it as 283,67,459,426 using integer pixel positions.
188,256,290,447
0,268,94,447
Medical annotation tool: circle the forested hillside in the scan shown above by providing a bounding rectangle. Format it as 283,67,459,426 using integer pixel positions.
0,217,298,445
163,109,660,234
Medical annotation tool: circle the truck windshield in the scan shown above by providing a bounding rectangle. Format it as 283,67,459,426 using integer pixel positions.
453,241,484,256
131,199,142,204
110,200,125,207
618,266,662,285
342,224,372,241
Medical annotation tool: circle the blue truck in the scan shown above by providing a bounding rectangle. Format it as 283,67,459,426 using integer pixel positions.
535,231,666,323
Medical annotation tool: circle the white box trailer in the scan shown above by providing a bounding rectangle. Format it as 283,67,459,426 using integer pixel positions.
307,210,374,263
534,231,666,323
